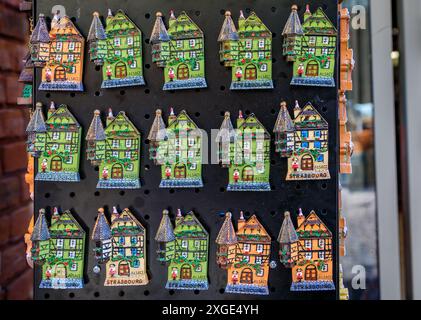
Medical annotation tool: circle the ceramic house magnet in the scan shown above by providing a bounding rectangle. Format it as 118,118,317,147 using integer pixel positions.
216,212,271,295
31,208,86,289
92,207,148,286
155,209,209,290
86,109,141,189
282,5,337,87
17,52,34,105
88,10,145,88
148,109,203,188
38,14,85,91
150,11,207,90
218,11,273,90
26,102,82,182
30,13,50,67
216,111,270,191
278,209,335,291
274,101,330,180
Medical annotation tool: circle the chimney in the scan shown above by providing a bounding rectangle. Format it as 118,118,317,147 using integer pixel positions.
297,208,305,227
169,10,176,28
106,108,114,126
168,107,177,123
111,206,119,222
238,211,246,230
293,100,301,119
237,110,245,128
175,208,183,223
51,12,60,29
304,4,312,22
51,207,60,225
238,10,245,29
48,101,56,119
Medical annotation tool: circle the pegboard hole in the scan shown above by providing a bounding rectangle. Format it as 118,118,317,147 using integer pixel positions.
195,112,200,117
272,32,277,38
219,288,225,294
245,8,251,14
169,290,175,295
144,290,150,296
144,114,150,120
44,293,50,299
144,189,150,195
71,17,77,22
270,286,276,292
94,191,100,197
220,187,225,192
145,89,150,94
322,106,328,113
195,11,201,17
271,109,276,114
145,13,151,19
70,92,76,98
321,183,328,190
244,211,251,218
271,7,277,13
219,9,226,15
120,90,126,96
95,65,101,71
94,166,99,172
245,110,251,115
94,291,100,298
144,214,150,220
69,292,75,298
45,93,51,98
70,192,75,198
195,188,200,193
270,211,276,217
321,209,328,216
195,88,200,93
145,64,151,69
94,91,101,97
169,189,175,194
145,165,150,170
145,139,150,145
118,290,125,297
272,58,277,63
295,184,301,190
145,38,150,44
119,191,125,196
44,193,50,199
220,85,225,91
194,290,200,295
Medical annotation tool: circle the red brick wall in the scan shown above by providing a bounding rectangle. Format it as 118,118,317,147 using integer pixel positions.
0,0,33,300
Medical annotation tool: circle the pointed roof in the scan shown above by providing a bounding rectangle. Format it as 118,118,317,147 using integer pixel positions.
216,112,236,142
294,102,328,129
147,109,167,142
237,214,271,242
277,211,298,244
218,11,239,42
26,103,46,133
92,208,111,241
175,210,209,238
46,104,81,128
110,208,145,234
296,210,332,238
168,110,200,131
86,110,106,141
49,210,85,238
51,15,83,38
302,7,337,35
31,209,50,241
216,212,237,245
150,12,170,43
105,111,140,135
239,11,271,35
30,13,50,43
168,11,203,39
87,12,106,42
238,113,270,138
106,10,141,33
155,209,175,243
282,5,304,36
274,102,294,132
18,52,34,82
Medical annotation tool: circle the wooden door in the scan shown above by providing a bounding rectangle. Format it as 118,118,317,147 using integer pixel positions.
301,154,314,171
55,263,67,278
240,268,253,284
306,61,319,77
245,64,257,80
118,261,130,276
111,164,123,179
180,264,192,279
50,156,62,172
115,62,127,78
54,66,66,81
242,166,254,182
305,265,318,281
177,64,189,80
175,164,186,178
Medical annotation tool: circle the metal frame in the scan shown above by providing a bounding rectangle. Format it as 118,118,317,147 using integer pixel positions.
370,0,402,300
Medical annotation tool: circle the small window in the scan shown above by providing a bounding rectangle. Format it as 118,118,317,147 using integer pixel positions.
245,52,252,59
65,156,73,164
305,252,312,260
112,151,119,158
126,163,134,171
243,255,250,263
243,243,251,252
70,239,76,248
177,52,184,58
314,141,322,149
112,140,119,148
119,248,125,256
114,38,121,46
322,48,329,55
321,264,328,272
256,244,264,253
69,251,75,258
318,252,325,260
130,60,137,69
317,154,325,162
176,40,182,48
126,140,132,148
55,54,62,62
309,36,316,45
190,163,197,170
128,49,134,57
244,141,251,150
119,237,125,245
115,50,121,56
194,240,200,248
302,142,309,148
255,256,263,264
258,39,265,48
67,54,74,62
131,248,138,256
245,40,252,49
309,48,316,55
188,150,194,158
189,39,196,47
323,61,330,69
56,250,63,258
302,131,309,138
131,237,138,244
56,42,63,51
256,141,264,150
70,263,78,271
127,37,134,45
125,151,131,159
305,240,312,249
195,264,202,272
258,51,265,59
193,62,200,70
64,145,71,152
257,269,264,277
260,63,267,72
56,239,64,248
52,132,60,140
182,251,188,258
65,132,72,141
322,36,329,45
190,51,197,58
181,240,188,248
315,131,321,138
188,138,195,146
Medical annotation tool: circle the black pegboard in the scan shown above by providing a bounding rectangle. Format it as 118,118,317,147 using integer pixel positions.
33,0,339,300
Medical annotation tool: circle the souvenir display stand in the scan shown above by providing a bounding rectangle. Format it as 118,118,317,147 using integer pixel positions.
32,0,339,300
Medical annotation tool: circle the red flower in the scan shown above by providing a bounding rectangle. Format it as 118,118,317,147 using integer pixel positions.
47,150,52,155
241,59,246,64
64,262,68,266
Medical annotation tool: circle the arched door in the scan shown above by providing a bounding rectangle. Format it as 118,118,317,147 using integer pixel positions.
54,66,66,81
50,156,62,172
111,164,123,179
175,163,186,179
180,264,192,279
306,61,319,77
177,64,189,80
305,265,318,281
115,62,127,78
240,268,253,284
118,261,130,276
301,154,314,171
55,263,67,278
242,166,254,182
245,64,257,80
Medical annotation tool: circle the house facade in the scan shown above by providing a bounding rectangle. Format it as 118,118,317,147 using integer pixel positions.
88,10,145,88
150,11,207,90
148,109,203,188
155,210,209,290
31,208,85,289
216,111,270,191
283,5,337,87
216,212,271,295
39,14,84,91
30,13,50,67
26,103,81,182
86,109,141,189
274,101,330,181
218,11,273,90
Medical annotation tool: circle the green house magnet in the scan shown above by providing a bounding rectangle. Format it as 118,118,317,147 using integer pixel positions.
31,208,86,289
150,11,207,90
218,11,273,90
86,109,141,189
148,108,203,188
282,5,337,87
216,111,271,191
88,9,145,88
155,209,209,291
26,102,81,182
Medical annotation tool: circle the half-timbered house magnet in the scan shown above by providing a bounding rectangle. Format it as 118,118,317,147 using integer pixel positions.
278,209,335,291
26,102,82,182
282,5,337,87
216,111,270,191
150,11,207,90
218,11,273,90
17,52,34,105
30,13,50,67
216,211,271,295
31,208,86,289
92,207,148,286
148,109,203,188
88,10,145,88
274,101,330,180
86,109,141,189
38,14,85,91
155,209,209,290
